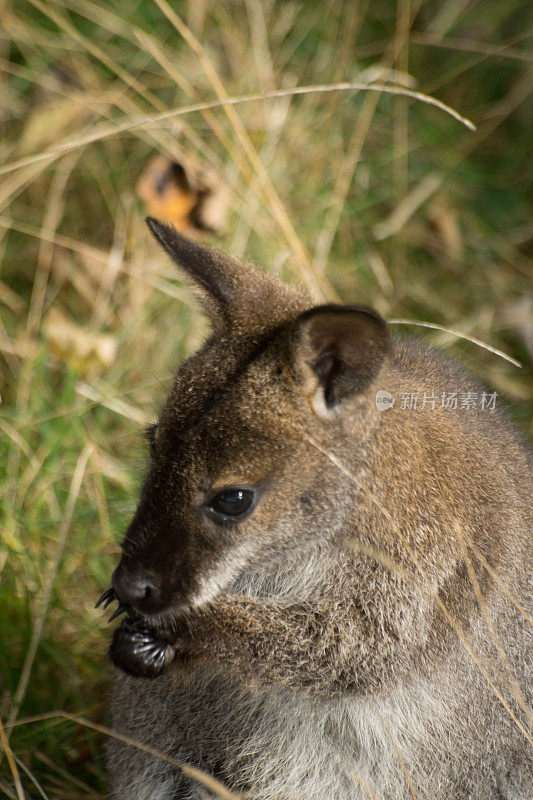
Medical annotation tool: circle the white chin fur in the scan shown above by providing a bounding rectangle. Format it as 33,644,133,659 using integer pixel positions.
188,553,249,608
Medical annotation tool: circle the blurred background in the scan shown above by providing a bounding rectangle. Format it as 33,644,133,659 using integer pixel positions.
1,0,532,796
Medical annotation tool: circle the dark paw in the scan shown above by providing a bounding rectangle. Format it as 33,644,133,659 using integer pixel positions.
109,617,176,679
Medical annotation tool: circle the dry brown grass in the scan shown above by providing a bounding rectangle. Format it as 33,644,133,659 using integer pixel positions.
0,0,531,796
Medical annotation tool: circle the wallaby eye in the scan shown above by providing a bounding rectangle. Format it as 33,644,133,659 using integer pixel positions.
207,487,256,520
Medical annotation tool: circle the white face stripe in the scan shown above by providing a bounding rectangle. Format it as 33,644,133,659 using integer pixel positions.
188,549,251,608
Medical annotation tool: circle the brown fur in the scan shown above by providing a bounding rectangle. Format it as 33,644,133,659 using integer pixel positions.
106,218,532,800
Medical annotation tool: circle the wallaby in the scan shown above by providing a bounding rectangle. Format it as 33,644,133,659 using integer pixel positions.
101,217,532,800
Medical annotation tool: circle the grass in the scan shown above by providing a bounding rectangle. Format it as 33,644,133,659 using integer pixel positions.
0,0,532,796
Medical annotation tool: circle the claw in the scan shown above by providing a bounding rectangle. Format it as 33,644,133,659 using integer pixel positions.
131,629,153,643
151,650,167,669
133,645,160,661
108,603,128,623
134,642,170,668
133,640,156,653
95,587,115,609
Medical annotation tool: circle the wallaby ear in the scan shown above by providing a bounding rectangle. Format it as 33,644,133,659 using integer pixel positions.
147,216,238,327
146,217,309,333
291,304,391,416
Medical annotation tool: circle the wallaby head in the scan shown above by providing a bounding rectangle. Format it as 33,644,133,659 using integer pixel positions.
108,218,393,674
105,219,531,800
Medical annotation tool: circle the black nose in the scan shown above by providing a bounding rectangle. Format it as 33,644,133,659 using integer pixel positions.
112,564,164,614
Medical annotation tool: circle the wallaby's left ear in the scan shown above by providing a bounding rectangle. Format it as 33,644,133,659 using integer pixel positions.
146,216,310,335
291,305,391,415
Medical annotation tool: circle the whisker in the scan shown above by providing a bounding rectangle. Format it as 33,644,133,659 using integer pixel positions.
108,604,128,623
95,587,115,609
